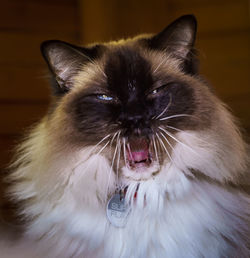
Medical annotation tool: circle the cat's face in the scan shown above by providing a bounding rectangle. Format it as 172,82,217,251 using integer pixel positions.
41,15,215,182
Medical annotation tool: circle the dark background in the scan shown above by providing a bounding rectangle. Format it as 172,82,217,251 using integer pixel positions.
0,0,249,217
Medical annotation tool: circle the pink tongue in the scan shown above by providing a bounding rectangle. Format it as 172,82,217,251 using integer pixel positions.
127,138,149,162
130,150,149,162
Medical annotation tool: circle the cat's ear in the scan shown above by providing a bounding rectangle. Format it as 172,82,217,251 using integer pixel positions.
149,15,197,58
147,15,197,73
41,40,95,95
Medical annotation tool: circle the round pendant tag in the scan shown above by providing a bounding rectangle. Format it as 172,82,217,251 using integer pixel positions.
106,193,130,228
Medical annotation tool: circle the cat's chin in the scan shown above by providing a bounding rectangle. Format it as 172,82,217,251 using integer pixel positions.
121,161,160,181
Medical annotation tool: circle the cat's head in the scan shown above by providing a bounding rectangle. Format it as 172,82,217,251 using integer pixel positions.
40,15,246,188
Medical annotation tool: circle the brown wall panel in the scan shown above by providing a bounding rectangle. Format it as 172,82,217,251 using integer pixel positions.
197,34,250,98
79,0,169,43
202,66,250,99
0,31,79,66
0,104,48,135
0,66,50,101
227,99,250,132
0,136,19,169
168,0,249,34
0,0,79,33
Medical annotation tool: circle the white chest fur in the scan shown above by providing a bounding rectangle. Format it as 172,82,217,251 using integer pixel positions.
10,140,249,258
25,179,246,258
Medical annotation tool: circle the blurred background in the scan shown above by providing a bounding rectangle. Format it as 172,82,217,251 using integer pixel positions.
0,0,249,219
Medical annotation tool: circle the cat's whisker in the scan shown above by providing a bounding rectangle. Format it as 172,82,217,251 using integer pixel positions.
97,65,107,78
122,138,128,169
94,62,108,79
155,94,172,120
159,132,175,152
166,125,185,133
72,134,111,171
90,134,111,154
156,133,173,164
105,131,120,201
157,130,193,172
166,125,208,144
116,133,121,188
71,140,111,178
159,126,200,156
127,142,133,162
95,140,111,156
152,135,159,165
110,131,119,145
155,135,162,163
110,131,121,187
153,57,166,74
109,131,120,154
159,114,192,121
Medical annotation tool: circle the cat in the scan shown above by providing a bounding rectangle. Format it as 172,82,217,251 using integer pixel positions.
2,14,250,258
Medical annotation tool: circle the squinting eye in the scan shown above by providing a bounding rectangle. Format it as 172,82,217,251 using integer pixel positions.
148,84,167,97
96,94,113,101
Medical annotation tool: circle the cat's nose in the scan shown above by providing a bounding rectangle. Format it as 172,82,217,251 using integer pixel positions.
127,114,143,125
120,113,144,127
118,113,150,136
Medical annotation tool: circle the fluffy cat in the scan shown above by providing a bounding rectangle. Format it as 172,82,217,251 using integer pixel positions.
2,15,250,257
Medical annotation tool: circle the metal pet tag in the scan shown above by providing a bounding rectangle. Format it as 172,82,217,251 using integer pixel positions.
106,193,130,228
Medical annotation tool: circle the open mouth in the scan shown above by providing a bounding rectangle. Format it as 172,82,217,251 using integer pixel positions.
126,137,153,171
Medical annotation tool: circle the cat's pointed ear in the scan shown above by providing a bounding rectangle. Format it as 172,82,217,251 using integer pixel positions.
148,15,197,61
41,40,93,94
